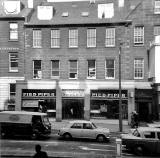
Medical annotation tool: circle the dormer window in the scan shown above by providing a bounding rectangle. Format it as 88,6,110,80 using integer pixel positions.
98,3,114,19
4,1,20,14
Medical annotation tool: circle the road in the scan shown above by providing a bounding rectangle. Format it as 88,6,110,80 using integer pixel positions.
0,134,157,158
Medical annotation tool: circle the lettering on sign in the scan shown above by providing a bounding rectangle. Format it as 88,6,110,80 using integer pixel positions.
23,93,55,97
62,90,84,97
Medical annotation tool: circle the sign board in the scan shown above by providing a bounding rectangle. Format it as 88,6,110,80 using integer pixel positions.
22,100,38,107
62,90,84,98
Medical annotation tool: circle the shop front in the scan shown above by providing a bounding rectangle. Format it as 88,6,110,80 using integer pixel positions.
90,90,128,119
62,89,84,119
21,89,56,117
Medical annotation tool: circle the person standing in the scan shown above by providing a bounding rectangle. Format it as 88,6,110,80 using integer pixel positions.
33,144,48,158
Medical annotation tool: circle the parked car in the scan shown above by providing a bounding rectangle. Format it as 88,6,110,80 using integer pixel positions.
147,123,160,128
121,127,160,156
0,111,51,139
58,120,110,142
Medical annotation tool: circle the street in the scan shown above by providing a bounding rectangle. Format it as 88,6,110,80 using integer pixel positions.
1,133,157,158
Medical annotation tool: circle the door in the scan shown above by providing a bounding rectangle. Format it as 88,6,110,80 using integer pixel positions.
69,123,83,138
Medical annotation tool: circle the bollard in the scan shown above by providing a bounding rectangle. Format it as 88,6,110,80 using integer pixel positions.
116,138,122,157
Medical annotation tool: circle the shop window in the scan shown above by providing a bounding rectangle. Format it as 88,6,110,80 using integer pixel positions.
87,60,96,79
51,29,60,48
157,132,160,139
69,60,78,79
87,28,96,47
9,23,18,40
69,29,78,48
33,29,42,48
9,52,18,72
134,26,144,46
134,58,144,79
105,59,115,79
33,60,42,79
105,28,115,47
51,60,60,78
155,0,160,14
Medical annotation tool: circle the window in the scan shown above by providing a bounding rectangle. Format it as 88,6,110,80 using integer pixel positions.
33,60,42,79
87,60,96,79
83,123,93,129
69,60,78,79
51,60,60,78
144,132,156,139
71,123,82,129
105,28,115,47
105,59,115,79
155,0,160,14
33,29,42,48
10,84,16,97
9,53,18,72
134,58,144,79
87,28,96,47
51,29,60,48
69,29,78,48
154,26,160,36
134,26,144,45
9,23,18,40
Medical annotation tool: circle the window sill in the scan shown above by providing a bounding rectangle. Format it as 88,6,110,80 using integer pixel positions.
105,78,115,80
134,78,144,80
33,78,42,80
133,44,144,47
51,46,60,49
69,46,78,48
8,39,18,42
87,77,96,80
105,45,115,48
32,47,42,49
9,70,18,73
87,46,96,48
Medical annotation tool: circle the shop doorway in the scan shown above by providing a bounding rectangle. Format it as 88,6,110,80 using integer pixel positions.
62,99,84,119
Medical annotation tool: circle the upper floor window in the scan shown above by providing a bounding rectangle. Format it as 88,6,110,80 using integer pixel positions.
10,83,16,97
51,29,60,48
33,29,42,48
33,60,42,79
69,29,78,48
9,53,18,72
87,60,96,79
9,23,18,40
87,28,96,47
105,59,115,79
51,60,60,78
134,58,144,79
69,60,78,79
105,28,115,47
154,0,160,14
134,26,144,46
154,26,160,36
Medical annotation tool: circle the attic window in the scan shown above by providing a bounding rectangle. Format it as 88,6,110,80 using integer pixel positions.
37,6,53,20
62,12,69,17
81,12,89,17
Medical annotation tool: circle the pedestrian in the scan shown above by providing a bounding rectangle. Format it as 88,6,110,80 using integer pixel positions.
131,111,139,128
33,144,48,158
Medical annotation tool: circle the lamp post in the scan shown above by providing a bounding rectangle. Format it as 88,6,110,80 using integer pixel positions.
119,43,123,132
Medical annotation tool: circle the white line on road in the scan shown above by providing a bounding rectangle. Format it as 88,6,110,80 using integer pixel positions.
90,143,115,148
79,146,115,152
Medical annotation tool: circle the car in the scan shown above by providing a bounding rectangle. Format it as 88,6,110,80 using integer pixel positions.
121,127,160,156
147,123,160,128
58,120,110,142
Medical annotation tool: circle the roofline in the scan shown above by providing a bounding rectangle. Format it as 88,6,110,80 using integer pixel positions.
24,20,132,28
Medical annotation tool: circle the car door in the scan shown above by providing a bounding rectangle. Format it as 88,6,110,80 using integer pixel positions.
81,123,96,139
156,132,160,154
70,123,83,138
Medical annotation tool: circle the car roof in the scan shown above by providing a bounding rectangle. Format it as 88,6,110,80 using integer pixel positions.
69,120,92,124
137,127,160,132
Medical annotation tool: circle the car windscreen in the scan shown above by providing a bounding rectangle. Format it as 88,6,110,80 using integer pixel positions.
42,115,50,125
133,129,140,137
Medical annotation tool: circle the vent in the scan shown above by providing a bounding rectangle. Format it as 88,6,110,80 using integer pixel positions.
81,12,89,17
62,12,69,17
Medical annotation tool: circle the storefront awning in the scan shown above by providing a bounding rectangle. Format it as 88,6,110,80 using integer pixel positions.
135,82,152,89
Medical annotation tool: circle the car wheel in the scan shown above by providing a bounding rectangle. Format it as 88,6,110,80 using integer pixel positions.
63,133,72,140
134,145,144,156
96,135,106,142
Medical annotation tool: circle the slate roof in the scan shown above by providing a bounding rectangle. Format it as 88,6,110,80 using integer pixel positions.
25,0,132,26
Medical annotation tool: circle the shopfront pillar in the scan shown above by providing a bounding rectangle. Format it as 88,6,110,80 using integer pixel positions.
56,80,62,122
84,89,90,120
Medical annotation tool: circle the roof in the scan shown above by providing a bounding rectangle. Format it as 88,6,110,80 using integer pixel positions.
69,120,92,124
0,111,47,116
25,0,132,26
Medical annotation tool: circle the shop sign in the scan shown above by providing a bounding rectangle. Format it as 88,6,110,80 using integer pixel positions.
62,90,84,97
91,90,128,99
22,100,38,107
22,89,56,98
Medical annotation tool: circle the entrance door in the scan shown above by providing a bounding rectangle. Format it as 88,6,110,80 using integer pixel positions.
62,99,84,119
137,102,149,121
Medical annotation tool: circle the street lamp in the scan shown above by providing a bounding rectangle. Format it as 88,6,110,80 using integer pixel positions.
119,42,123,132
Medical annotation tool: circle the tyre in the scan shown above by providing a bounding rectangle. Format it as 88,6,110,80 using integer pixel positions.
134,145,144,156
63,133,72,140
96,135,106,142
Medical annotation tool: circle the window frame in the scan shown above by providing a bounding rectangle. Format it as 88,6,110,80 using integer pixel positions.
105,28,115,47
51,29,60,48
87,60,96,79
87,28,96,48
10,83,16,97
134,58,144,79
154,0,160,14
134,26,144,46
51,60,60,78
69,60,78,79
69,29,78,48
9,52,18,72
33,60,42,79
33,29,42,48
9,22,18,41
105,59,115,79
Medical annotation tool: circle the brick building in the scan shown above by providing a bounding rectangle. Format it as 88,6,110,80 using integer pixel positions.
1,0,160,123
